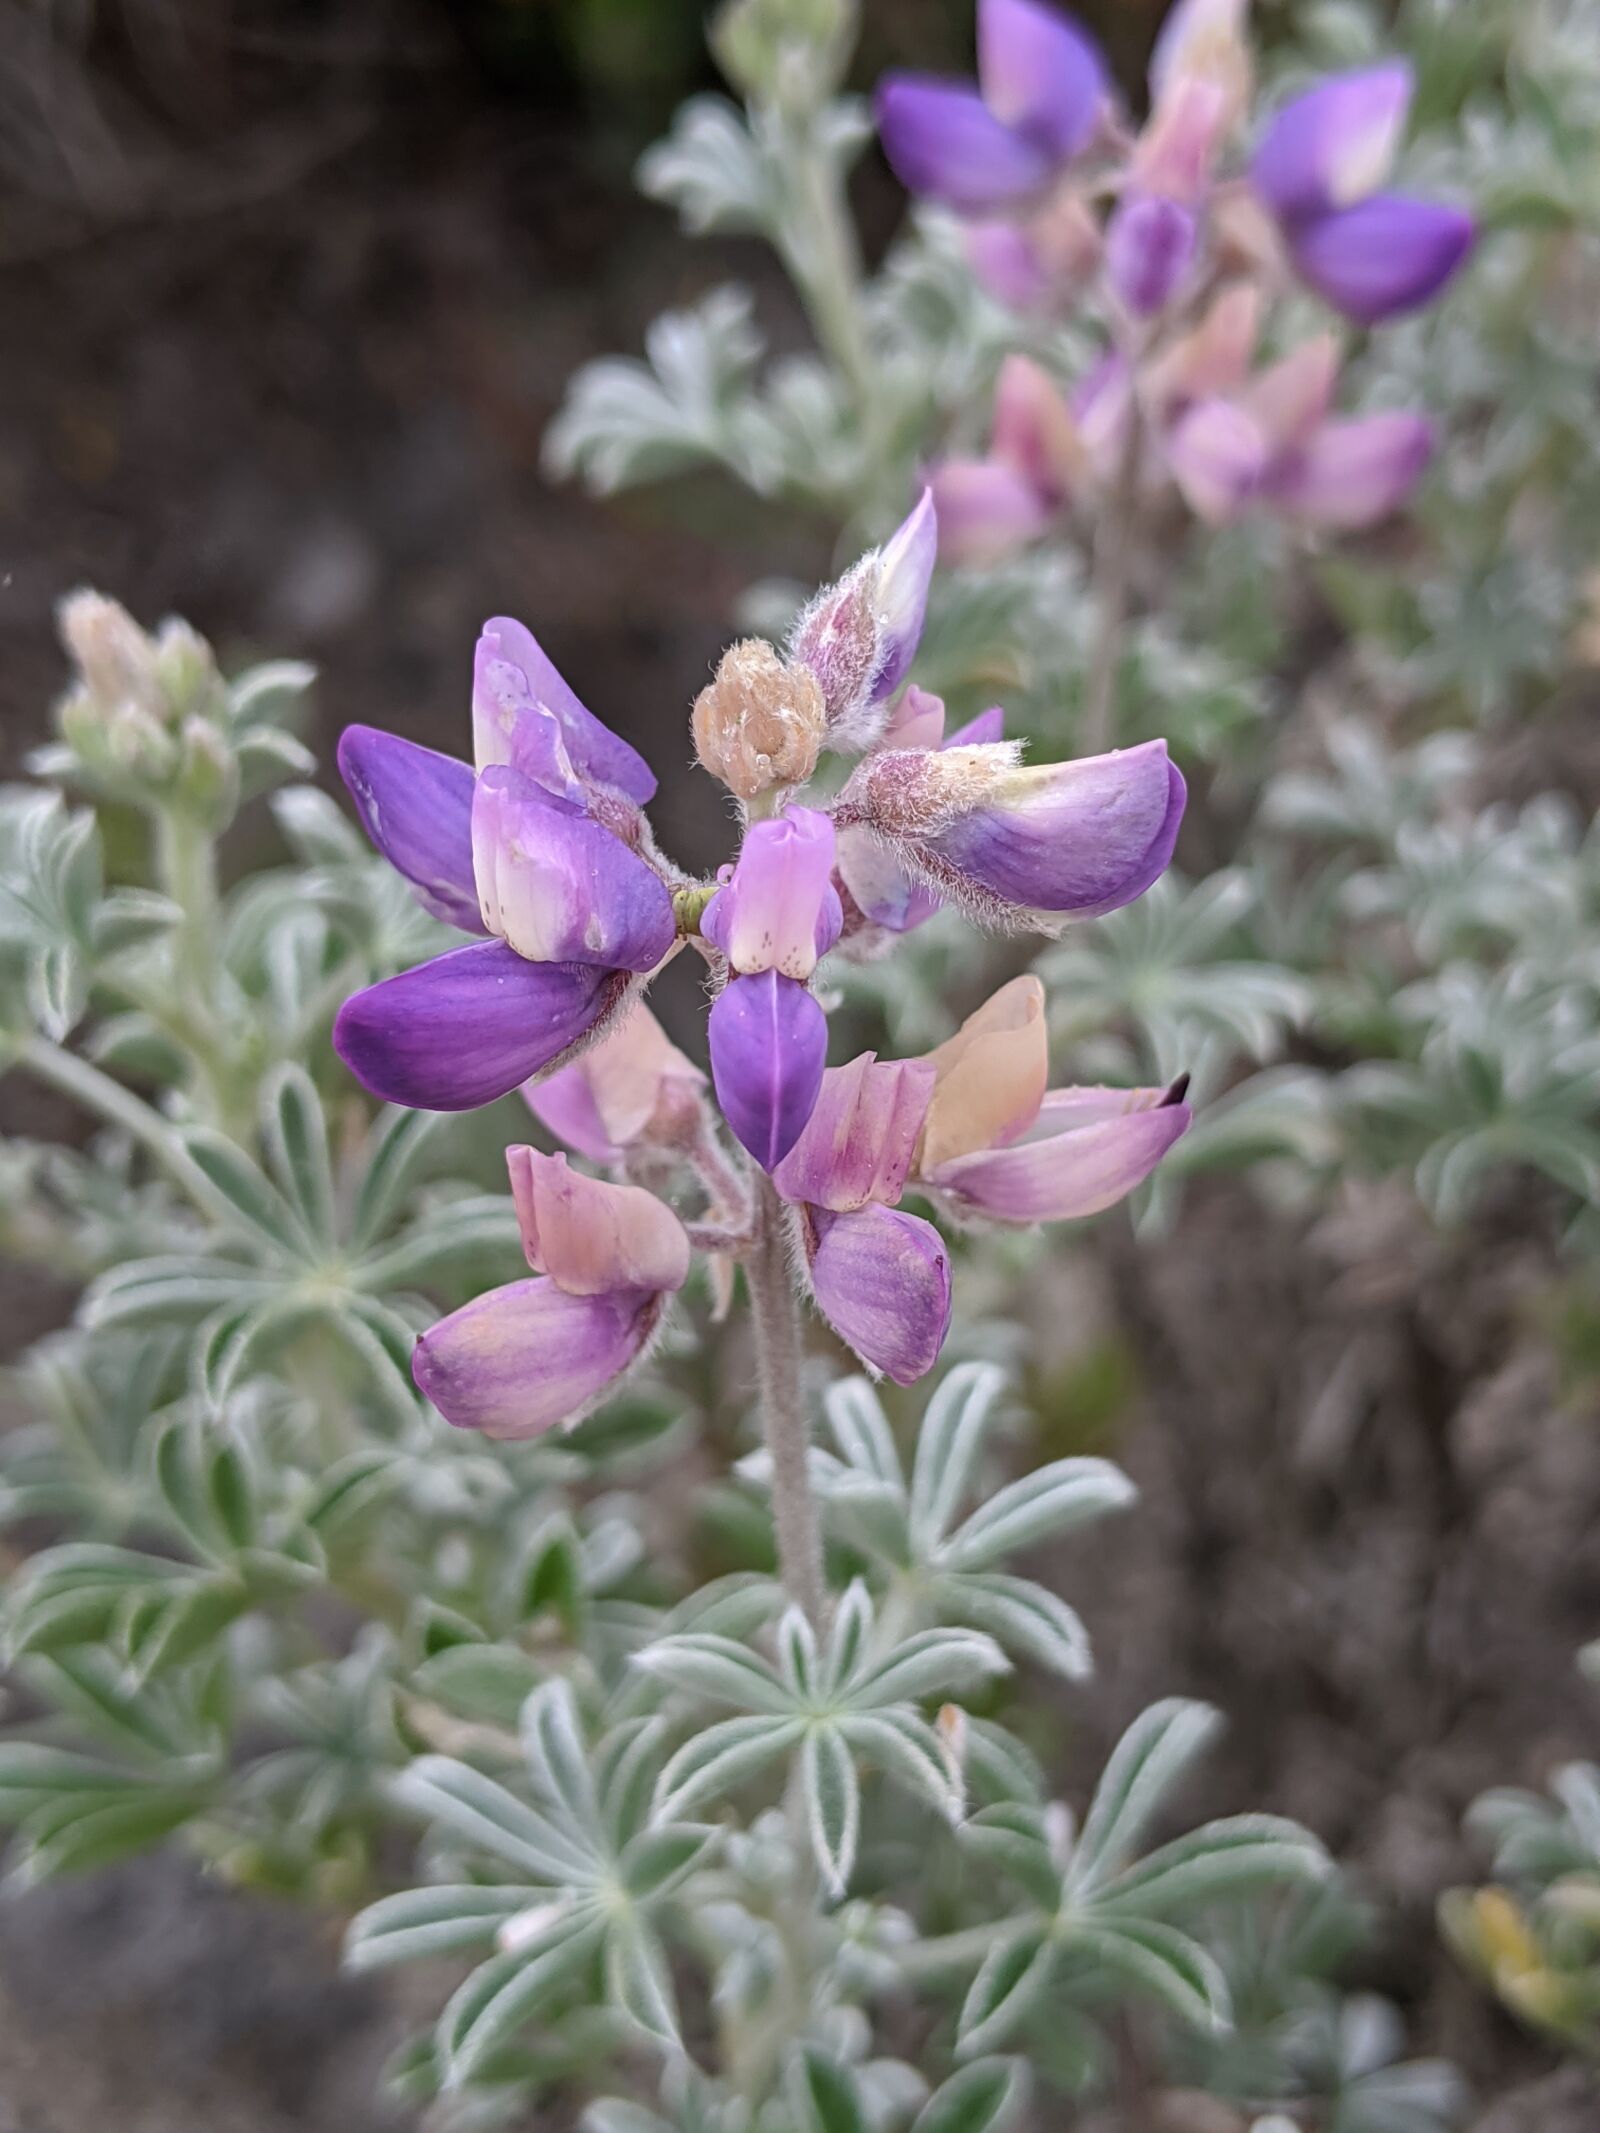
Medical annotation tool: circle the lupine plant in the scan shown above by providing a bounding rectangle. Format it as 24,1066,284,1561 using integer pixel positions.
2,0,1597,2124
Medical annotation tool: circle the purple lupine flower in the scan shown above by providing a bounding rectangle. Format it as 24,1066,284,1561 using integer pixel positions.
1250,64,1473,322
876,0,1106,214
703,807,843,1169
837,736,1186,932
804,1204,953,1386
836,703,1006,939
1103,194,1198,317
412,1152,689,1438
910,976,1192,1224
787,491,939,755
525,1003,705,1164
772,1053,936,1213
335,620,669,1112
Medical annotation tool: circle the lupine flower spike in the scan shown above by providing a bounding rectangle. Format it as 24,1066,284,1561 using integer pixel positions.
334,490,1191,1425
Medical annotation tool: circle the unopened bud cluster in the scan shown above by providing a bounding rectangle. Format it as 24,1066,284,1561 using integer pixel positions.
692,639,826,803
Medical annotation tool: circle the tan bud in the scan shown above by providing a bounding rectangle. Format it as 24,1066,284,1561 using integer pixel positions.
57,591,161,717
692,639,826,802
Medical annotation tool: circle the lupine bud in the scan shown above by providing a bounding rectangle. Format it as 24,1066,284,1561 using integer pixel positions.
470,767,674,971
701,807,842,981
1289,194,1474,324
1132,76,1232,203
803,1203,952,1384
174,713,240,830
413,1152,688,1439
1104,194,1198,316
1148,0,1251,131
978,0,1106,160
788,491,937,753
525,1004,704,1164
691,639,827,802
57,591,163,718
837,737,1184,930
773,1053,936,1212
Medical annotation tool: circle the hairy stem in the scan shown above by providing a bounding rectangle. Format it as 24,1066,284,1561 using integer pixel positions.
745,1175,826,1626
16,1035,234,1223
1081,397,1145,757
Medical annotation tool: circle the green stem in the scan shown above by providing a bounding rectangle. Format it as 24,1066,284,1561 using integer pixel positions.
745,1175,826,1627
155,806,220,1001
15,1035,233,1224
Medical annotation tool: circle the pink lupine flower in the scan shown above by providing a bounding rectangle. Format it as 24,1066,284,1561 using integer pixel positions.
412,1152,689,1438
911,977,1192,1223
524,1004,705,1165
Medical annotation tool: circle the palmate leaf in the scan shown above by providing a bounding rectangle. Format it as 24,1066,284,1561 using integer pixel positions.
939,1460,1135,1572
939,1574,1091,1682
392,1756,600,1886
1066,1918,1232,2033
1068,1700,1224,1892
653,1715,804,1822
908,1362,1006,1553
956,1928,1055,2057
437,1916,605,2089
801,1724,860,1897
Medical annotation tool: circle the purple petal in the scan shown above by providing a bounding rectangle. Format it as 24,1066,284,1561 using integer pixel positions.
870,489,939,708
964,220,1052,310
1290,194,1474,324
506,1147,689,1293
773,1053,937,1212
475,617,657,805
880,684,947,752
470,767,674,971
836,826,943,934
932,742,1187,921
524,1062,619,1163
927,459,1054,565
1268,411,1434,528
1104,195,1198,316
875,76,1055,211
807,1206,952,1385
977,0,1106,161
1165,397,1270,524
787,493,938,753
336,726,485,933
701,807,842,980
926,1084,1191,1223
707,971,828,1171
947,706,1006,747
413,1277,661,1439
334,941,623,1112
1252,64,1413,227
472,634,587,809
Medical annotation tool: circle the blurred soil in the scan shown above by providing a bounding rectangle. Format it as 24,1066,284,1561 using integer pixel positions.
0,4,1597,2129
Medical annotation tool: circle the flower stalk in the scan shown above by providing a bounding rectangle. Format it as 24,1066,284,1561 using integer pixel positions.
745,1173,827,1627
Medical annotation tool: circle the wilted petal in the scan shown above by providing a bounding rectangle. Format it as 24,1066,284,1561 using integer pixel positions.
474,617,657,804
926,740,1187,923
334,942,622,1112
918,974,1049,1172
525,1003,703,1161
1143,285,1260,420
1252,63,1413,226
1166,397,1270,523
708,971,828,1171
702,807,842,980
506,1148,689,1293
1268,412,1434,528
413,1277,662,1439
992,354,1086,504
773,1053,937,1212
925,1080,1191,1223
1104,195,1198,315
875,76,1055,211
928,459,1055,565
471,767,673,971
977,0,1106,161
1133,76,1232,202
1290,194,1474,323
337,725,484,933
807,1206,952,1385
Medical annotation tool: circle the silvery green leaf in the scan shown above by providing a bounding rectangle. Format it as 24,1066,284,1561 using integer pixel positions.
354,1194,524,1291
28,943,86,1042
822,1376,903,1489
303,1448,409,1541
344,1885,530,1972
802,1725,862,1896
1097,1814,1330,1918
349,1105,449,1250
91,889,181,953
955,1928,1055,2057
634,1633,796,1715
85,1257,268,1330
941,1459,1135,1572
910,2059,1027,2133
1069,1700,1223,1893
1066,1918,1231,2033
234,725,317,790
839,1710,962,1826
828,1476,913,1565
618,1823,718,1902
639,95,774,235
607,1915,681,2048
260,1063,335,1244
521,1678,597,1830
823,1579,873,1695
908,1362,1006,1552
393,1756,598,1885
229,658,317,726
791,2047,869,2133
959,1804,1062,1910
6,1788,205,1887
333,1298,426,1428
777,1605,818,1700
596,1718,668,1851
653,1715,803,1822
176,1128,312,1258
438,1918,601,2087
843,1628,1008,1708
964,1719,1046,1809
270,784,364,866
410,1645,542,1728
659,1573,783,1640
941,1574,1091,1682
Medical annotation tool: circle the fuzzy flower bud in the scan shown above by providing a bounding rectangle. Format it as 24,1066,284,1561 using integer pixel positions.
788,491,937,754
691,639,826,802
57,591,164,719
